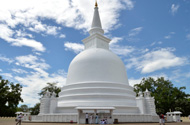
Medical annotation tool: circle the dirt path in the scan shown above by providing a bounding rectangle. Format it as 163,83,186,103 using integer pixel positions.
0,118,190,125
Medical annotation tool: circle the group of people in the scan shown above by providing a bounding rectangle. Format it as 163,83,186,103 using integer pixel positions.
85,113,111,124
86,113,99,124
99,118,109,124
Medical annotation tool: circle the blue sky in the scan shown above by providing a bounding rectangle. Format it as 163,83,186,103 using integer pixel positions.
0,0,189,106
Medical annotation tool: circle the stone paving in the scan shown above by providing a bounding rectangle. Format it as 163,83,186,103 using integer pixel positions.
0,118,190,125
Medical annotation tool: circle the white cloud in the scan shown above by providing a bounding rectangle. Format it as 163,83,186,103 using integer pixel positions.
28,22,61,35
33,52,42,56
164,32,175,39
128,78,142,87
103,36,135,56
13,54,66,106
16,55,37,64
158,41,162,44
171,4,180,15
0,73,13,79
164,35,171,39
15,54,50,77
15,69,67,106
15,55,50,70
129,73,168,87
0,24,45,52
169,69,190,83
0,55,14,64
127,48,188,73
64,42,84,54
186,33,190,40
46,26,61,35
0,0,134,52
0,24,14,41
59,34,66,38
0,0,134,32
110,45,135,56
0,69,2,72
122,0,134,10
15,30,33,38
12,38,45,52
128,27,143,37
109,37,135,56
140,48,149,53
12,68,28,74
110,37,123,45
150,41,162,46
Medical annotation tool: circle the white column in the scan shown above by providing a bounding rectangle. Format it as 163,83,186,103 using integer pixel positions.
49,98,57,113
136,96,146,114
77,109,81,124
110,109,113,124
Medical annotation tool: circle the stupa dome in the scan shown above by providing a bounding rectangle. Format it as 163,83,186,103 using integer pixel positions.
57,4,137,108
37,3,158,123
66,48,129,85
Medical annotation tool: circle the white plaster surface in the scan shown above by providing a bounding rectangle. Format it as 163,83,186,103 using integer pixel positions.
27,4,159,123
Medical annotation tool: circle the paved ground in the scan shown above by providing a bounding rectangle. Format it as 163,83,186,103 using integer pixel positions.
0,118,190,125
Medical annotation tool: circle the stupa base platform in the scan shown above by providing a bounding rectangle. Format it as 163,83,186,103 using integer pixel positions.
23,114,159,123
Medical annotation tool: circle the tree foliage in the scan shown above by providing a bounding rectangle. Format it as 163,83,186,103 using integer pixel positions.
17,105,29,112
38,82,61,97
30,103,40,115
134,77,190,116
0,76,23,116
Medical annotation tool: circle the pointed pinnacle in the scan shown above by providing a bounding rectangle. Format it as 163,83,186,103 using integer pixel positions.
95,0,98,7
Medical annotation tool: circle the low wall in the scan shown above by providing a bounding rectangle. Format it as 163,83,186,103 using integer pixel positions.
23,114,77,122
24,114,159,123
113,114,159,123
181,117,190,122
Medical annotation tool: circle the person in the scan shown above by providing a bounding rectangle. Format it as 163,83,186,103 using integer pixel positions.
95,113,99,124
89,114,93,124
108,116,112,124
100,120,104,124
16,113,23,125
159,114,165,125
104,118,107,124
29,115,31,121
85,113,89,124
102,119,105,124
99,120,102,124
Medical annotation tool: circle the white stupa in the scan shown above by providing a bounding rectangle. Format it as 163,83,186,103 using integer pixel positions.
29,2,158,123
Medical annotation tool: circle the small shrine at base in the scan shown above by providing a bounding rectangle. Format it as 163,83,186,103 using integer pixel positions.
166,111,182,122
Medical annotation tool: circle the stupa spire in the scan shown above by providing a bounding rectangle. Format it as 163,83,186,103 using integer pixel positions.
82,1,110,50
95,0,98,7
89,0,104,35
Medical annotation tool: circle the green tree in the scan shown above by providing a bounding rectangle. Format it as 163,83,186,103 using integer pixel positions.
18,105,29,112
0,76,23,116
38,82,61,97
134,77,190,116
30,103,40,115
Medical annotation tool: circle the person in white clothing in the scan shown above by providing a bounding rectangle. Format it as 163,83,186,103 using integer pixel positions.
95,114,99,124
89,114,93,124
85,113,89,124
16,113,23,125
